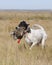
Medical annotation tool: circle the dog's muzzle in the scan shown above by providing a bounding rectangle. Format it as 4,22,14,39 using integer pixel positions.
10,31,23,44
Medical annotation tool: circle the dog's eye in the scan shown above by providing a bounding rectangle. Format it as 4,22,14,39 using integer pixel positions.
15,27,19,29
15,27,17,29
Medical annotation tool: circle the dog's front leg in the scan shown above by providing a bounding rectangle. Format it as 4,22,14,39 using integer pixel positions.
42,38,45,49
30,42,37,50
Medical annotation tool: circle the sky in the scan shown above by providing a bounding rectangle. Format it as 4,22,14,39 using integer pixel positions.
0,0,52,10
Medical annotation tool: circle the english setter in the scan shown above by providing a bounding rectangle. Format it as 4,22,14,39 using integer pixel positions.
11,21,47,50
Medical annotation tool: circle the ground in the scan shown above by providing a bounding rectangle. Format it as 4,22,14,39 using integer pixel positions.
0,10,52,65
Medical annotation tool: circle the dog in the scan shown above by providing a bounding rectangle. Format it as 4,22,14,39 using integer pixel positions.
11,21,47,49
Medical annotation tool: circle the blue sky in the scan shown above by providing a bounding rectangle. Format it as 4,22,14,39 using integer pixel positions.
0,0,52,10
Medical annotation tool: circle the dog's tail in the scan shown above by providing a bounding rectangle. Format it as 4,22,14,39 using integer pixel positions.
32,24,44,31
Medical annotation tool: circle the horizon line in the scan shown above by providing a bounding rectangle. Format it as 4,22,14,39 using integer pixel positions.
0,9,52,11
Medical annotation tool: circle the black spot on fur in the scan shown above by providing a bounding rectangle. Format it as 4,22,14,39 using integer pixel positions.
18,21,29,30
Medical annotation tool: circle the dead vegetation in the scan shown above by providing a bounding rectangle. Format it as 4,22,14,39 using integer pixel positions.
0,10,52,65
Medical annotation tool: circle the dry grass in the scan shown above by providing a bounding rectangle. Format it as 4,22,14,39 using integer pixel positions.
0,10,52,65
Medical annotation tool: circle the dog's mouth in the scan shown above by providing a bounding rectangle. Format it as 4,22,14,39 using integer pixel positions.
17,39,21,44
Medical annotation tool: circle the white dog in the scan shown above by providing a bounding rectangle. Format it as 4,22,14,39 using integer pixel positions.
24,24,47,50
10,21,47,50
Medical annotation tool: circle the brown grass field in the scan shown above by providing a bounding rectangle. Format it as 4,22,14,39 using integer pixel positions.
0,10,52,65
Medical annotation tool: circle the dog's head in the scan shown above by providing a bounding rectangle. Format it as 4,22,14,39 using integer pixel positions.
10,27,25,44
10,21,30,43
10,27,24,39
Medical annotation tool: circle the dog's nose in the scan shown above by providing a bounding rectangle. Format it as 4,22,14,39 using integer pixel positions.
13,32,15,35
